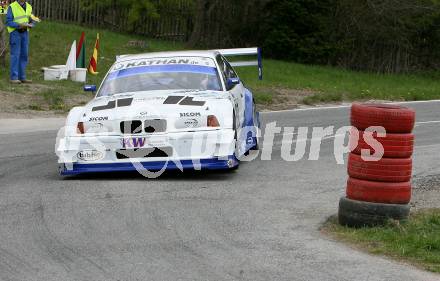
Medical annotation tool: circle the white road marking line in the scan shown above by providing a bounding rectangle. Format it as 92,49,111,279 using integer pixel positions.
323,133,346,140
262,105,351,114
415,121,440,126
272,129,439,150
261,99,440,114
393,99,440,105
280,132,298,136
269,120,439,147
415,143,440,149
275,133,346,145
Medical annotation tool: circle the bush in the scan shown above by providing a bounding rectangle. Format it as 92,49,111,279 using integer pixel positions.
260,0,336,64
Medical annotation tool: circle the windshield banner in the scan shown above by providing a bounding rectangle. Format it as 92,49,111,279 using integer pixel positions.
111,57,216,72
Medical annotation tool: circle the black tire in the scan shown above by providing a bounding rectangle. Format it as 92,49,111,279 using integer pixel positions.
338,197,410,227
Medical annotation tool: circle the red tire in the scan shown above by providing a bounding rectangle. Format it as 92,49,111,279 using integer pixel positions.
349,129,414,158
351,103,416,133
348,153,412,182
346,177,411,204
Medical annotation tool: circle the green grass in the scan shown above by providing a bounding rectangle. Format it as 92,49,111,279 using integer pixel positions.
322,209,440,273
2,20,440,112
0,20,183,111
236,60,440,105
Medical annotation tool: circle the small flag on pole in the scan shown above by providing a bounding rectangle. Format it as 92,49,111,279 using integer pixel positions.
88,33,100,75
76,32,86,68
66,40,77,72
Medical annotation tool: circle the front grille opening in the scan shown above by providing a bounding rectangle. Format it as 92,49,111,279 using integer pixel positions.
145,126,156,133
116,147,172,159
144,119,167,133
120,120,142,134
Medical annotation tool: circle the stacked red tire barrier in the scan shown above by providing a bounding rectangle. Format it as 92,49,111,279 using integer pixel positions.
339,103,416,227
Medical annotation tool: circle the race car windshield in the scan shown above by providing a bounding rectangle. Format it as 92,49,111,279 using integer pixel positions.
98,64,222,97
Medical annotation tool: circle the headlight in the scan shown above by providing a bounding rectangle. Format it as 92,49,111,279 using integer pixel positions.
207,115,220,127
77,122,85,134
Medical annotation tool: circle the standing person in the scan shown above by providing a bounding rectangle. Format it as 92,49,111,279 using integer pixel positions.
0,1,8,66
6,0,33,84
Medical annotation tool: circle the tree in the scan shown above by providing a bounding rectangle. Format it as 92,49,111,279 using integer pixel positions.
331,0,440,72
187,0,268,48
260,0,336,64
80,0,159,31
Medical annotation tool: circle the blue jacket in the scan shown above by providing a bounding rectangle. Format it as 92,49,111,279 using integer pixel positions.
5,6,21,29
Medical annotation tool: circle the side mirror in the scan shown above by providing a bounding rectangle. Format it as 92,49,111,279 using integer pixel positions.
226,78,240,90
84,85,97,93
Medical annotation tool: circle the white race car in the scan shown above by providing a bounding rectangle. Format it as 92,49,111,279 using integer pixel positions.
56,48,262,175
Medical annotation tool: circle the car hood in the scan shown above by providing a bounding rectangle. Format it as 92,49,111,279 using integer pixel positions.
77,90,234,134
82,90,231,119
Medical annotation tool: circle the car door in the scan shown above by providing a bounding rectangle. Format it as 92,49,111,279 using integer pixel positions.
218,55,246,130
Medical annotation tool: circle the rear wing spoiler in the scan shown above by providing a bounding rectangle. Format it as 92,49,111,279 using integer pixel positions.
216,47,263,80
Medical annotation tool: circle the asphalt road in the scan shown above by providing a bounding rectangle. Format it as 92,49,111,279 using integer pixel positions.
0,101,439,281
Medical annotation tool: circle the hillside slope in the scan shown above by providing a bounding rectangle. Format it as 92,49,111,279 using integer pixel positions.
1,21,440,116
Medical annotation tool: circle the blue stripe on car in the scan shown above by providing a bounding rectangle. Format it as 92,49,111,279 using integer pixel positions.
243,88,255,128
60,156,239,176
242,88,259,152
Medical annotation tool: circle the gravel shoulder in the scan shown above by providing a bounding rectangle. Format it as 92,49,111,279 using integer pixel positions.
412,174,440,209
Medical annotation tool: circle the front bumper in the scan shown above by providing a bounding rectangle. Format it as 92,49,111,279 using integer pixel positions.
56,129,237,176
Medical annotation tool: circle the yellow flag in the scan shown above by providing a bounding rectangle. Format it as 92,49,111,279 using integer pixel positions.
88,33,100,75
